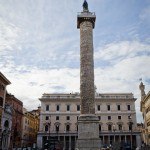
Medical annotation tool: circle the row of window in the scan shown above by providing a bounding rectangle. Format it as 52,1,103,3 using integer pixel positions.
46,105,80,111
44,124,132,132
97,104,131,111
0,97,3,107
45,104,131,111
45,115,131,121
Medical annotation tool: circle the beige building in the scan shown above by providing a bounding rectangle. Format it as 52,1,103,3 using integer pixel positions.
37,92,141,150
140,81,150,145
21,108,40,149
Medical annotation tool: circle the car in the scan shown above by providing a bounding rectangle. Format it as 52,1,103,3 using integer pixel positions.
101,144,110,150
101,148,110,150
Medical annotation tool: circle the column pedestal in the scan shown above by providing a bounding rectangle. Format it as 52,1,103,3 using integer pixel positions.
76,115,101,150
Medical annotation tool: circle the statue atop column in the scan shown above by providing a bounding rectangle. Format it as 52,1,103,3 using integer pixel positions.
83,0,89,12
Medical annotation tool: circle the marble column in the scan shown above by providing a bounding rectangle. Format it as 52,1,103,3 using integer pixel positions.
80,19,95,115
76,1,101,150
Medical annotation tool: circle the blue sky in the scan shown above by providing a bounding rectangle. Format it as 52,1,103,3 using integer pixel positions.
0,0,150,122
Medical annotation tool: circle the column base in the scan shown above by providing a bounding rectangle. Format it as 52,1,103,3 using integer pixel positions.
76,139,101,150
76,115,101,150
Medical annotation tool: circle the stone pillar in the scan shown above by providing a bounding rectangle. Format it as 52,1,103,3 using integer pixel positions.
69,136,71,150
63,136,66,150
125,135,127,143
136,135,142,148
76,1,101,150
119,135,121,142
37,135,42,149
102,136,104,144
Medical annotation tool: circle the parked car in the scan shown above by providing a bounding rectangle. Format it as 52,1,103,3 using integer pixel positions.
101,144,110,150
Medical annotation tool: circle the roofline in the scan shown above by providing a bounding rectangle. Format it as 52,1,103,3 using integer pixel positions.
0,72,11,85
42,92,134,95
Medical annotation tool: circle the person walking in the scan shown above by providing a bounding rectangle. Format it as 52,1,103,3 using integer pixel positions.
136,147,139,150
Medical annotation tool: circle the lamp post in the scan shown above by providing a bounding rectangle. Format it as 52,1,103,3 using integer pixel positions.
48,122,51,150
56,125,59,138
128,115,133,150
56,125,59,149
113,124,116,144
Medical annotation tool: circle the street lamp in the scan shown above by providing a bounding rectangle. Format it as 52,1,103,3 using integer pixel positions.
113,124,116,144
47,116,51,150
56,125,59,135
56,125,59,148
128,115,133,150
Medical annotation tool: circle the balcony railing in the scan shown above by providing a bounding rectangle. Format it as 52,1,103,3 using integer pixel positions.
41,94,134,99
77,12,95,16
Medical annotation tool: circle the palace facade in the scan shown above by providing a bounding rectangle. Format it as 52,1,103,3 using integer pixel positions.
37,92,141,150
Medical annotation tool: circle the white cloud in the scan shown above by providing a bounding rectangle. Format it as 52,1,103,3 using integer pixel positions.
2,66,80,110
0,18,20,51
94,41,150,89
0,0,80,68
95,41,150,62
93,40,150,122
95,55,150,92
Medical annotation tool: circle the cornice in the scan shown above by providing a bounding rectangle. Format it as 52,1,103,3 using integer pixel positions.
0,72,11,85
142,91,150,103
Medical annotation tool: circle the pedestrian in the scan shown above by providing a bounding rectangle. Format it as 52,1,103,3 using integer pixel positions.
136,147,139,150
